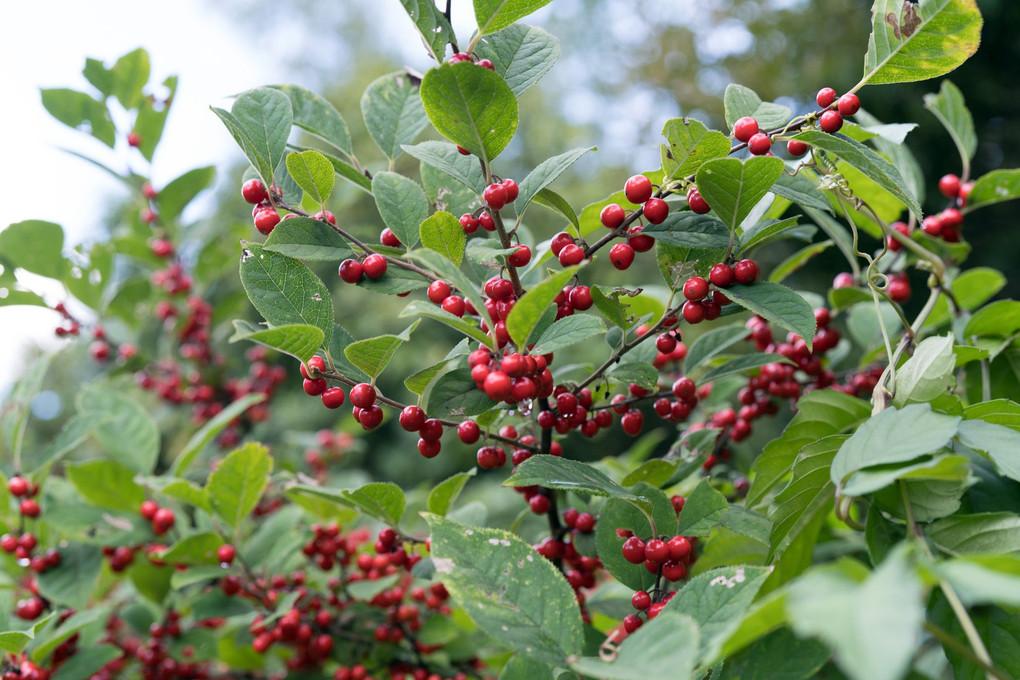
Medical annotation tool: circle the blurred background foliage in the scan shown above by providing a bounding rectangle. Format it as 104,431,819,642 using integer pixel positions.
13,0,1020,538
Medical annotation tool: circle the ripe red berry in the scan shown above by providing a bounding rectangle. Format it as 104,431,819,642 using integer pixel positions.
887,221,910,251
529,494,550,514
709,263,735,288
338,259,364,283
683,276,709,301
833,272,855,289
600,203,626,229
301,355,326,379
662,560,687,582
938,174,961,199
152,507,175,535
127,131,141,147
8,476,29,497
667,535,692,561
398,406,426,432
217,544,236,565
888,274,911,303
457,145,471,155
457,420,480,444
747,132,771,155
380,228,402,247
656,333,677,354
449,52,472,64
362,254,388,279
687,188,710,214
20,499,40,517
427,280,451,304
350,383,377,409
442,295,466,317
682,300,705,324
460,213,480,233
921,215,943,237
787,139,809,157
479,212,496,231
621,410,643,435
508,244,532,267
303,378,328,396
623,614,643,633
321,387,346,409
483,371,512,401
254,209,280,235
733,259,760,284
575,512,595,533
627,226,655,252
418,439,441,458
733,116,759,143
621,536,646,564
819,110,844,134
140,499,159,520
358,404,384,430
476,58,495,70
419,418,443,442
501,178,519,202
483,183,508,211
642,198,669,224
568,285,593,310
624,175,654,204
837,93,861,116
0,534,17,553
242,179,268,204
558,244,585,267
609,243,635,270
631,591,651,610
816,87,837,108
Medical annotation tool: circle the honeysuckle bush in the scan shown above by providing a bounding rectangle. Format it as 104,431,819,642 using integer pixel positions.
3,1,1020,679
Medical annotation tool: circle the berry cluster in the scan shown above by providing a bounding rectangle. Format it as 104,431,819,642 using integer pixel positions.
679,259,759,324
618,530,696,631
534,508,602,620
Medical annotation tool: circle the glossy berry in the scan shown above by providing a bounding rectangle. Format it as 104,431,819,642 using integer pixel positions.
301,356,326,378
747,132,771,155
350,383,377,408
682,300,705,324
733,259,760,284
610,243,635,270
833,272,855,289
837,93,861,116
819,110,844,134
20,499,41,517
656,333,677,354
621,410,643,436
621,536,646,564
127,131,141,147
483,183,508,211
644,539,669,562
631,591,651,610
358,404,384,429
787,139,809,157
419,418,443,442
140,499,159,520
338,259,364,283
568,285,593,310
888,274,911,303
477,58,495,70
939,174,961,199
418,439,441,458
479,212,496,231
709,263,735,288
254,209,280,235
624,175,654,204
816,87,837,108
627,226,655,252
303,378,328,396
529,494,550,514
152,508,175,535
8,476,29,497
683,276,709,301
457,420,480,444
687,188,710,214
501,178,519,202
460,213,480,233
362,254,387,279
399,406,426,432
667,535,692,561
643,198,669,224
508,244,532,267
600,203,626,229
321,387,346,409
623,614,643,633
442,296,466,317
242,179,268,204
558,244,585,266
380,228,401,247
575,512,595,533
427,280,451,303
733,116,759,143
217,544,236,565
550,231,574,256
449,52,471,64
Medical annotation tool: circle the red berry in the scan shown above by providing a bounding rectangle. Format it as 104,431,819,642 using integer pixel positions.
621,536,646,564
819,110,844,134
127,131,141,147
501,178,519,202
381,227,402,247
457,145,471,155
483,183,508,211
600,203,626,229
418,439,441,458
787,139,809,157
419,418,443,442
747,132,771,155
558,244,585,267
321,387,346,409
833,272,855,289
816,87,837,108
303,378,328,396
575,512,595,533
837,93,861,116
709,263,735,288
483,371,512,401
477,59,495,70
152,508,175,535
140,500,159,520
441,295,466,317
627,226,655,252
0,534,17,553
631,591,651,610
656,333,677,354
20,499,40,517
479,211,496,231
643,198,669,224
624,175,654,204
362,254,387,279
449,52,472,64
683,276,709,301
458,420,480,444
339,259,364,283
623,614,643,633
254,209,280,235
358,405,384,429
621,410,643,436
733,259,759,284
550,231,574,256
508,245,531,267
667,535,692,561
645,539,669,562
350,383,377,408
939,174,961,199
8,476,29,497
301,355,327,379
568,286,593,310
460,213,480,233
610,243,635,270
242,179,268,204
888,274,911,303
399,406,426,432
427,280,451,304
687,188,710,214
662,560,687,581
682,300,705,324
314,210,336,225
733,116,759,143
529,495,550,514
217,544,236,565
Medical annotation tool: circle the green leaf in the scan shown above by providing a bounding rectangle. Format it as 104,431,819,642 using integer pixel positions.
356,263,431,296
474,23,560,97
965,168,1020,212
531,188,579,230
426,514,583,665
831,403,961,486
928,512,1020,554
361,71,428,160
0,220,68,280
607,362,659,390
696,157,785,234
425,367,497,417
957,419,1020,484
923,80,976,174
285,150,334,205
0,353,52,462
108,47,150,108
133,75,175,161
157,532,225,566
172,393,267,477
294,482,406,526
504,456,651,511
924,266,1006,328
229,321,324,362
403,140,487,194
344,321,419,380
786,549,924,680
859,0,982,87
936,555,1020,606
530,314,606,354
428,469,476,516
662,565,771,665
930,596,1020,679
514,147,595,216
400,300,493,348
396,0,455,62
571,612,700,680
767,436,843,562
40,88,115,147
677,478,730,536
661,117,731,180
0,632,32,655
262,216,355,261
37,543,103,611
500,657,555,680
206,443,273,530
723,84,793,130
768,240,832,283
747,390,870,508
50,644,121,680
700,354,796,383
891,333,956,407
231,87,293,185
474,0,552,35
724,282,817,351
684,325,749,373
639,212,731,249
157,166,215,222
420,62,518,165
843,452,970,496
373,171,428,249
270,84,352,155
719,628,830,680
239,243,334,347
769,172,832,214
76,385,160,473
596,489,678,591
30,413,110,474
310,147,373,193
67,459,146,512
420,210,466,265
791,130,922,219
964,299,1020,338
506,265,582,346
